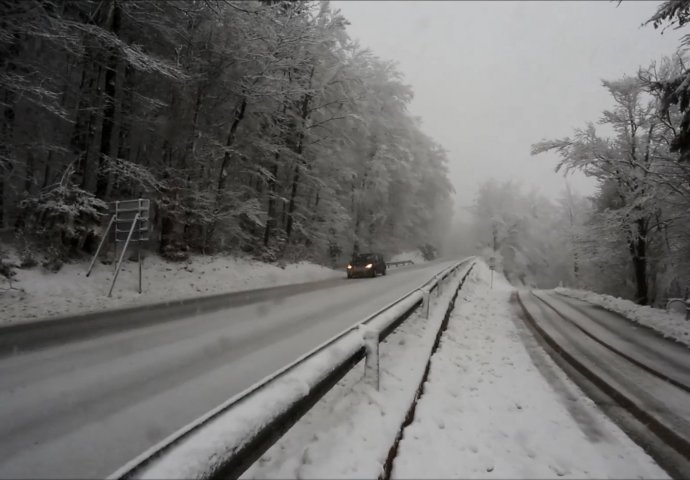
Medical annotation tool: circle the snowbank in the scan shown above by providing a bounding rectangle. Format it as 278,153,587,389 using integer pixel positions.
0,254,340,326
389,250,426,264
392,263,666,479
555,287,690,348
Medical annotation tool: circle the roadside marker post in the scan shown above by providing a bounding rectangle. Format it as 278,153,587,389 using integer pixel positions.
420,287,431,319
363,329,380,390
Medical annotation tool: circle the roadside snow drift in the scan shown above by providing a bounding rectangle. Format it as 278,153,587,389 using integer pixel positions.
0,254,340,325
389,250,426,265
556,287,690,348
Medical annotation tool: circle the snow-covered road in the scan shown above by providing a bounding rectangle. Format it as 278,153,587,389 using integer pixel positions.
519,290,690,474
0,259,457,479
534,291,690,393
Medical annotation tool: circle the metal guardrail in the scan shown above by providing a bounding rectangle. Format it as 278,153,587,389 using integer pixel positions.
386,260,415,268
109,257,475,480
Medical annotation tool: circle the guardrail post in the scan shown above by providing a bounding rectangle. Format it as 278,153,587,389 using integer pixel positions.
363,330,380,390
435,274,443,297
422,288,431,319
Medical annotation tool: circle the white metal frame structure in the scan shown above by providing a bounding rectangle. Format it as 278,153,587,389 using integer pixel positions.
87,199,150,296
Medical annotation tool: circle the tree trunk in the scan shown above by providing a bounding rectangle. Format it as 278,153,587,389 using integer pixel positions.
630,218,649,305
116,65,134,165
0,91,15,228
73,58,98,190
263,159,279,247
182,83,204,249
216,97,247,194
285,68,314,241
207,96,247,244
186,83,204,163
24,152,34,194
95,0,122,198
1,30,19,228
42,153,52,189
285,162,300,240
263,96,290,248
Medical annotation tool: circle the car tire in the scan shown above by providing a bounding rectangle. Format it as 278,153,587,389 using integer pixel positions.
382,269,386,276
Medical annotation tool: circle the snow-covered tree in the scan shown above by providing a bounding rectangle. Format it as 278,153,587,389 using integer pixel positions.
645,0,690,162
467,180,573,288
0,0,454,268
533,57,690,305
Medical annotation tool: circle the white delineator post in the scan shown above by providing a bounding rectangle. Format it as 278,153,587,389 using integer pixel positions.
421,287,431,319
362,329,380,391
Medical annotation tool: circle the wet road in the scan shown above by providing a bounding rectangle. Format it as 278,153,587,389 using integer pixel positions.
518,290,690,465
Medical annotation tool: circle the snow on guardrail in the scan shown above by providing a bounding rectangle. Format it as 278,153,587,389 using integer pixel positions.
109,258,474,480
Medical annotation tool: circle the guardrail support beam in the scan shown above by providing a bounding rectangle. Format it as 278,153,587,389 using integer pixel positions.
363,330,380,390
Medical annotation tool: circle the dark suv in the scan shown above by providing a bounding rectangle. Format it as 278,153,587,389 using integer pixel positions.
347,253,387,278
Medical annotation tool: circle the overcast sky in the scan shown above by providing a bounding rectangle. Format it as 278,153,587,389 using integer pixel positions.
331,0,684,211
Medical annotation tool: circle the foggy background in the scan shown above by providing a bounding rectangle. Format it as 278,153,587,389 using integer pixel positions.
332,1,684,212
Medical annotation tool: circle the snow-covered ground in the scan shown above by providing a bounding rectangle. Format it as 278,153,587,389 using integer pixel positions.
0,253,340,325
389,249,426,265
239,262,472,479
393,263,666,479
239,261,666,479
556,287,690,349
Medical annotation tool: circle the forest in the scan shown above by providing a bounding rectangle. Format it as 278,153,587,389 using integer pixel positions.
4,0,690,309
0,0,453,272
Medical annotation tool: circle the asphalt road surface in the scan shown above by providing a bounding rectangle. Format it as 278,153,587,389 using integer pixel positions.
0,259,458,479
519,290,690,464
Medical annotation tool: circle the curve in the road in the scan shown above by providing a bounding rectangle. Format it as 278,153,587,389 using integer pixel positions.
533,292,690,395
515,291,690,469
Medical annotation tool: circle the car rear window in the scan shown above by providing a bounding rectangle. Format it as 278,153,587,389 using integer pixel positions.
352,254,376,265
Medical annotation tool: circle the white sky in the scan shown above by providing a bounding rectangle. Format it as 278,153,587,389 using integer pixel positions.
331,0,684,210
